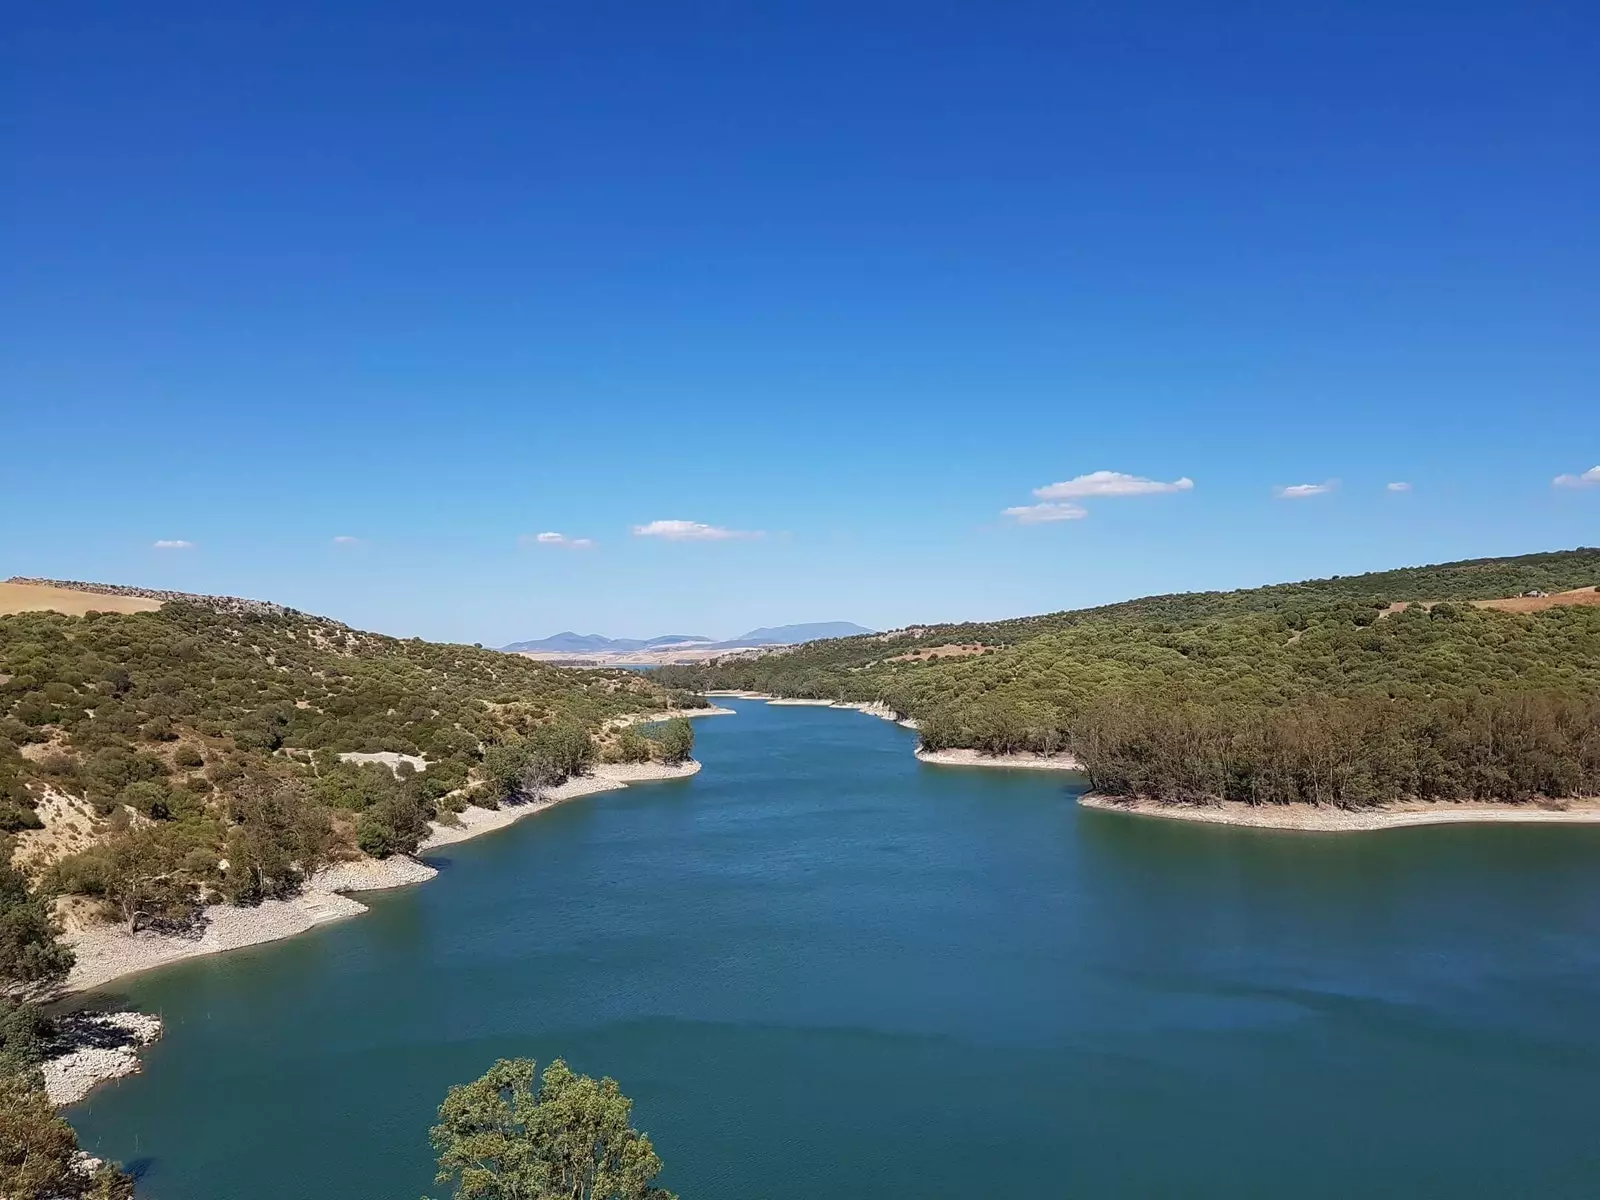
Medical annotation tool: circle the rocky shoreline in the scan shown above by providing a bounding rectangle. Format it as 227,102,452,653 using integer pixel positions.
41,1011,165,1106
915,747,1083,771
1079,792,1600,832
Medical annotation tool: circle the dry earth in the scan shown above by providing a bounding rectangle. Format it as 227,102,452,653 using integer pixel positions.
0,581,162,617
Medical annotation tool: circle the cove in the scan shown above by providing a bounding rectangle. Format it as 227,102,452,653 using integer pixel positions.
70,699,1600,1199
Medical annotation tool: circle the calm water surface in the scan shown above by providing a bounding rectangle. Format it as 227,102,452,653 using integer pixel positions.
73,701,1600,1198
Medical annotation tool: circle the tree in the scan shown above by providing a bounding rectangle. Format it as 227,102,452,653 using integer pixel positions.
653,719,693,766
0,1074,133,1199
66,826,201,934
429,1058,677,1200
222,776,340,902
527,722,594,783
0,861,72,1001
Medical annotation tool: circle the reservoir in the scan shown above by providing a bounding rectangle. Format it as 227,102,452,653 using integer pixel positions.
72,699,1600,1198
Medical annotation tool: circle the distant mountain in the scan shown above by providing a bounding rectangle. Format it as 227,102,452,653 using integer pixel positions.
722,621,875,647
502,623,872,655
501,632,712,654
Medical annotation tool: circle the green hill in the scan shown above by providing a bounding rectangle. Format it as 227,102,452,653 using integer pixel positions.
657,548,1600,808
0,596,690,916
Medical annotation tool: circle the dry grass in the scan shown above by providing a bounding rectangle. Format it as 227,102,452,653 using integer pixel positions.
888,643,988,663
1474,587,1600,614
0,582,163,617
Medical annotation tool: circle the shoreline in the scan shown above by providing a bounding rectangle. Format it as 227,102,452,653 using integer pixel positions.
608,705,736,729
41,1012,164,1106
1079,792,1600,832
916,748,1083,771
62,760,701,998
707,692,919,729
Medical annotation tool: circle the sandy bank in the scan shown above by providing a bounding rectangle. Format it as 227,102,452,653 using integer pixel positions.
1079,793,1600,832
916,748,1083,771
420,760,701,850
62,855,436,995
766,698,838,707
42,1011,164,1106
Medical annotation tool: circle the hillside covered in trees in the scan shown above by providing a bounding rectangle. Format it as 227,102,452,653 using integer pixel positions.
657,549,1600,809
0,597,696,927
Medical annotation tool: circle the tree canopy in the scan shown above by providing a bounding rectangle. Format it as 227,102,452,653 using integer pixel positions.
429,1058,676,1200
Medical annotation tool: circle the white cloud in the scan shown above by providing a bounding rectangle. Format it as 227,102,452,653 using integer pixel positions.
1033,471,1195,500
332,535,363,546
1003,502,1089,525
1276,481,1336,499
1553,466,1600,489
521,532,595,549
152,539,195,550
1387,482,1411,492
631,519,761,541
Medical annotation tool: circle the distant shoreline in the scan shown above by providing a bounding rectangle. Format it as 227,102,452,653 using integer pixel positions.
1079,792,1600,832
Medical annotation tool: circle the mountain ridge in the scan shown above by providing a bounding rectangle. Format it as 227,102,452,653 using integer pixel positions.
502,621,874,654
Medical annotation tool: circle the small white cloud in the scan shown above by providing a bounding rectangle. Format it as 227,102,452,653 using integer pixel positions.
332,535,363,546
520,532,595,549
152,539,195,550
1034,471,1195,500
1553,466,1600,489
1387,482,1411,492
631,520,761,541
1276,481,1337,499
1003,502,1089,524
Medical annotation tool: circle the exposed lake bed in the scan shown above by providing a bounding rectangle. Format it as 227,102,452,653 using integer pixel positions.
69,700,1600,1199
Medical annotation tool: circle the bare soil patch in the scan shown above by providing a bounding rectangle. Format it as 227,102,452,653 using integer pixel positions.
1475,588,1600,614
0,582,163,617
888,643,987,663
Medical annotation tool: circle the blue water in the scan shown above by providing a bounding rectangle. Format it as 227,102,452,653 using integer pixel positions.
71,700,1600,1197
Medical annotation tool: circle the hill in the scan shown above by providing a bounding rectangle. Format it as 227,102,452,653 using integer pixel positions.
0,591,697,920
657,549,1600,809
723,621,875,647
501,632,713,654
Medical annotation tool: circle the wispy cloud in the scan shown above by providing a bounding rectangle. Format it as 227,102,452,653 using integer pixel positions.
1553,466,1600,489
1276,481,1337,499
1033,471,1195,500
152,539,195,550
1387,482,1412,492
332,535,363,546
631,519,762,541
1003,502,1089,525
521,531,595,549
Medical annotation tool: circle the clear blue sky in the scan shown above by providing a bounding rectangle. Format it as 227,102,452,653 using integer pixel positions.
4,2,1596,645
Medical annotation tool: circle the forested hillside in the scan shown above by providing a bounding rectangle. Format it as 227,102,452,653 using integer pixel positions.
658,549,1600,808
0,598,692,920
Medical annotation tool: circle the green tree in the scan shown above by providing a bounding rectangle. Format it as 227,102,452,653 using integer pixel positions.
653,719,693,766
0,1074,133,1200
429,1058,676,1200
60,826,201,934
0,861,73,1001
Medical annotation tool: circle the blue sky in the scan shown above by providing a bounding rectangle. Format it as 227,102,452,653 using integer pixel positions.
3,2,1596,645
